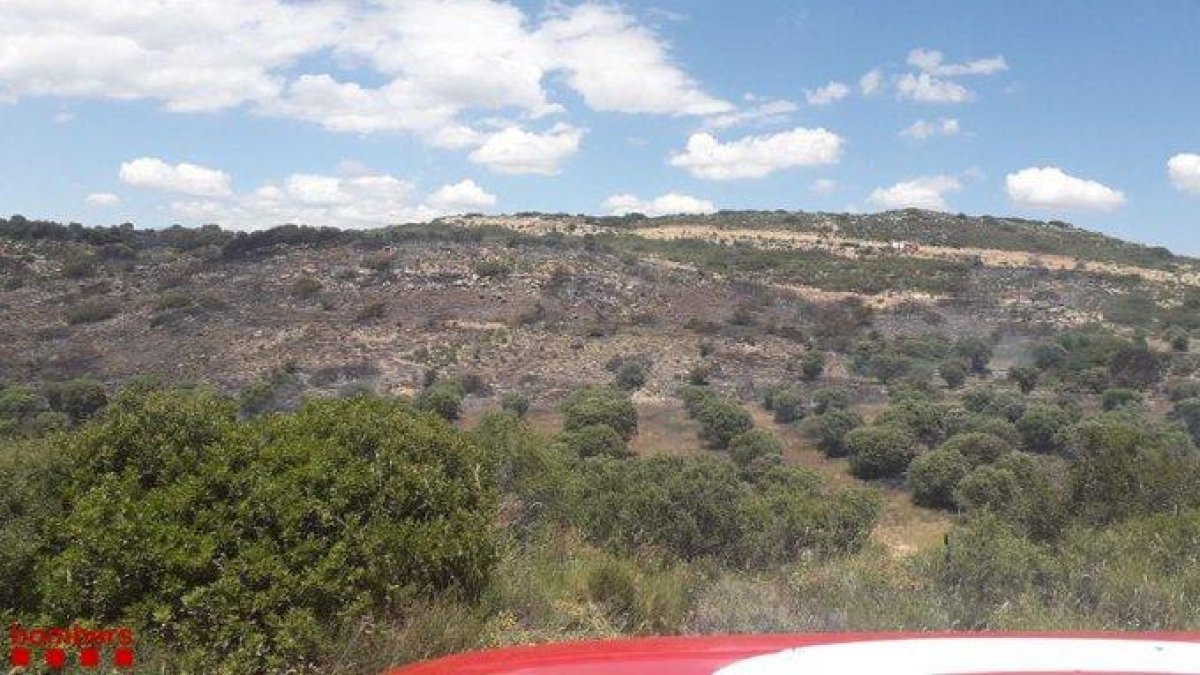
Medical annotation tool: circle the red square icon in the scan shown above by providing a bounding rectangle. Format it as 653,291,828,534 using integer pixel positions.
114,647,135,668
44,647,66,668
80,647,101,668
9,647,31,667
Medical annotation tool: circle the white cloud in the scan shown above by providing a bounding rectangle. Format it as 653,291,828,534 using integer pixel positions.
859,69,884,96
895,72,972,103
868,175,962,211
705,98,797,130
900,118,961,140
604,192,716,216
1005,167,1125,211
426,180,498,212
804,81,850,106
119,157,232,197
669,128,843,180
85,192,119,207
907,49,1008,77
809,178,838,195
0,1,727,154
168,171,498,230
468,124,584,175
536,3,732,116
1167,153,1200,195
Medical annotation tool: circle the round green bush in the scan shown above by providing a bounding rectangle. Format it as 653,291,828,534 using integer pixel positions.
415,381,466,420
1017,404,1073,455
695,397,754,449
563,423,633,459
939,432,1012,466
44,378,108,422
939,360,968,389
846,424,917,479
811,388,851,415
955,464,1021,514
806,409,863,458
908,448,970,509
798,351,826,381
770,387,805,424
561,385,638,439
500,392,530,417
31,389,497,672
1101,388,1141,411
728,429,784,468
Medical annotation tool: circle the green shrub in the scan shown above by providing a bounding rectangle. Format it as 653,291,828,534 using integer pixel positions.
65,298,119,324
939,432,1012,466
846,425,918,479
769,387,804,423
500,392,529,417
1102,388,1141,411
575,456,747,561
687,362,714,385
876,398,952,446
1009,365,1040,394
1065,411,1200,525
932,513,1048,611
561,385,638,439
1017,404,1073,455
416,381,465,421
806,409,862,457
955,452,1068,542
694,397,754,449
291,275,323,299
153,289,194,310
562,423,632,459
473,259,512,278
613,360,650,391
962,386,1026,422
798,351,825,381
28,390,497,673
1107,345,1163,389
1166,327,1190,352
728,429,784,468
0,385,46,422
676,385,718,418
355,300,388,322
954,336,993,373
1173,397,1200,444
938,360,968,389
469,412,577,529
811,387,851,414
908,448,970,509
44,378,107,422
1167,380,1200,402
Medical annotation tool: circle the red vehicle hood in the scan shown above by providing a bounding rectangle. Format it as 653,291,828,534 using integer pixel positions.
386,632,1200,675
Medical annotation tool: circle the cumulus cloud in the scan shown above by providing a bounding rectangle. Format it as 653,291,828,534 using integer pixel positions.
168,172,500,230
859,69,884,97
119,158,232,197
85,192,120,207
895,73,971,103
0,1,728,155
537,3,732,116
603,192,716,216
1168,153,1200,195
1005,167,1125,211
669,128,843,180
468,124,584,175
804,81,850,106
907,49,1008,77
892,48,1007,104
868,175,962,211
900,118,961,140
426,180,498,212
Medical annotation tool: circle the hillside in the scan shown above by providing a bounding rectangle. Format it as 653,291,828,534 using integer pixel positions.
3,211,1200,672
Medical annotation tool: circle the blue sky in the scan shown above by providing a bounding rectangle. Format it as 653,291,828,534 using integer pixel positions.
1,1,1197,252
